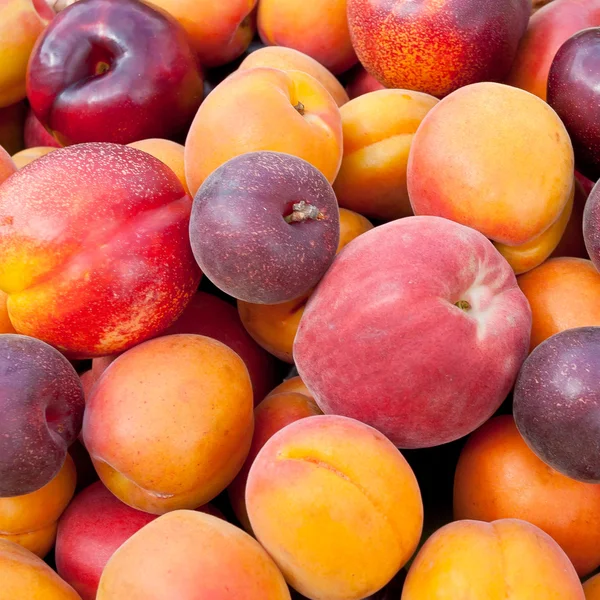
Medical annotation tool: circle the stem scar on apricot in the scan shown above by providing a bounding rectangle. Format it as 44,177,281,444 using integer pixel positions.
294,101,305,115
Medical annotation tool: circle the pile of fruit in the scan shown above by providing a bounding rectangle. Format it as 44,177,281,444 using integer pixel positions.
1,0,600,598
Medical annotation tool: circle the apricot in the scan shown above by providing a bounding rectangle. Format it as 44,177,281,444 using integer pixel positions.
402,519,584,599
11,145,57,168
83,334,254,514
246,415,423,600
266,375,313,400
408,82,575,274
257,0,357,75
238,46,349,107
585,574,600,599
0,291,16,333
97,510,290,599
334,90,438,221
184,67,343,197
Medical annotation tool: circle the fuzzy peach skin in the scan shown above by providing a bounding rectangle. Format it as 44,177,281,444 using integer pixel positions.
0,144,16,183
0,143,201,358
83,334,254,514
257,0,356,75
0,101,27,154
228,391,322,532
347,0,530,98
408,82,575,274
401,519,585,599
97,510,290,600
506,0,600,101
266,376,313,400
585,574,600,599
238,46,349,107
0,454,76,558
145,0,257,67
238,208,373,362
246,415,424,600
185,67,343,197
0,291,16,333
346,65,386,99
0,0,45,108
454,416,600,577
0,538,81,599
334,89,438,222
11,145,57,168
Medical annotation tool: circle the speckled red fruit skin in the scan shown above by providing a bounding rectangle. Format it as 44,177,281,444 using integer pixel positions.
514,327,600,483
584,181,600,270
26,0,204,145
189,151,340,305
347,0,531,98
0,334,84,497
0,143,201,358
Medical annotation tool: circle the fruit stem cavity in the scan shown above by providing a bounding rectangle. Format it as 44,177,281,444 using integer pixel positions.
294,101,305,115
455,300,471,311
284,201,324,224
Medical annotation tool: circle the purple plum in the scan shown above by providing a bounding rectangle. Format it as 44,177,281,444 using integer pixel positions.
584,180,600,270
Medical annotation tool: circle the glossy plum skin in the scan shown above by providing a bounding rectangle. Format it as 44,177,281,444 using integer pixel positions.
548,28,600,182
23,108,60,149
585,181,600,269
189,151,340,304
514,327,600,483
0,334,84,497
26,0,203,146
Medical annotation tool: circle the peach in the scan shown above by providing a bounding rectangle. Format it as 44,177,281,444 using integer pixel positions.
184,67,343,197
0,453,76,558
228,391,322,531
0,143,16,184
408,82,575,274
97,510,290,599
238,208,373,362
506,0,600,101
238,46,349,107
334,89,438,221
346,65,386,100
454,416,600,577
0,538,81,599
246,415,423,600
83,334,254,514
0,0,45,108
0,290,16,333
585,574,600,599
257,0,357,75
11,145,57,168
0,101,27,154
265,376,313,400
402,519,584,599
517,257,600,351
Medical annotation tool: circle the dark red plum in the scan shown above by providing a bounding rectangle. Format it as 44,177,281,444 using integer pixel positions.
548,28,600,182
513,327,600,483
26,0,204,146
584,180,600,270
0,334,85,497
189,151,340,304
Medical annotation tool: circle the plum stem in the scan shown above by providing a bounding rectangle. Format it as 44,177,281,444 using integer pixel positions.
455,300,471,311
284,201,324,224
294,101,305,115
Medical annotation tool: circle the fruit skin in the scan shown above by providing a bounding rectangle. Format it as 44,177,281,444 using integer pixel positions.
345,65,386,100
551,175,590,259
334,89,438,222
144,0,257,67
228,391,322,532
83,334,254,514
257,0,357,75
11,145,56,168
517,257,600,351
238,46,349,107
26,0,203,146
246,414,423,600
266,376,313,400
0,453,76,557
55,482,223,600
189,151,340,304
0,538,82,599
0,334,84,496
184,67,343,197
408,82,575,274
294,215,532,449
401,519,585,599
507,0,600,102
24,107,61,148
0,144,16,184
585,181,600,269
0,143,201,358
96,510,291,600
454,415,600,577
0,101,27,154
514,327,600,483
347,0,530,98
548,28,600,182
0,291,16,333
585,573,600,599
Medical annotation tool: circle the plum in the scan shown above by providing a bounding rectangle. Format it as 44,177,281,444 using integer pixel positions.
584,180,600,270
189,151,340,304
514,327,600,483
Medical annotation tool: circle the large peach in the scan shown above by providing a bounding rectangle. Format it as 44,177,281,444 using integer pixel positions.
97,510,290,599
11,145,56,168
0,143,201,358
334,89,438,221
347,0,530,98
257,0,356,75
246,415,423,599
408,82,575,274
184,67,343,197
0,101,27,154
83,334,254,514
402,519,585,599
